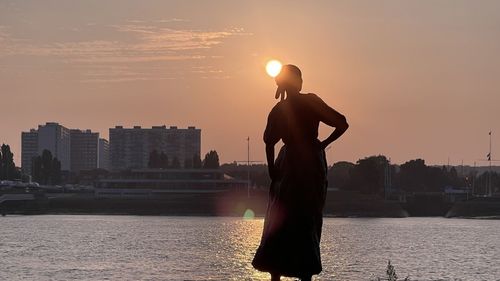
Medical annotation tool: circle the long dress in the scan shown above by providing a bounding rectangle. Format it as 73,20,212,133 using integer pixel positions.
252,93,346,278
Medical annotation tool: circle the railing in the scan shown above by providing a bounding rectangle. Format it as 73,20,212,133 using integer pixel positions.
0,194,35,204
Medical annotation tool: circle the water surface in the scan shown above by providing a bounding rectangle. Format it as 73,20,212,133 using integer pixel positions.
1,215,499,280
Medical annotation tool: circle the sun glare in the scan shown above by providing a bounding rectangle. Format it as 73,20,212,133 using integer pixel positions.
266,60,282,77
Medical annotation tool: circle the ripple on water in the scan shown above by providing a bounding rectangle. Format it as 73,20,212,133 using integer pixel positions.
0,215,499,280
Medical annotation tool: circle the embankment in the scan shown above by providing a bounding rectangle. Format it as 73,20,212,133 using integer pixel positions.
1,190,408,217
446,197,500,218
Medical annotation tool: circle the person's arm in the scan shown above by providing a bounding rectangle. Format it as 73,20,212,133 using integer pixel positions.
266,144,277,180
312,94,349,150
263,105,281,180
320,119,348,150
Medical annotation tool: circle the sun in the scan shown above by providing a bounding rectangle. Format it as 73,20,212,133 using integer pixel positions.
266,60,282,77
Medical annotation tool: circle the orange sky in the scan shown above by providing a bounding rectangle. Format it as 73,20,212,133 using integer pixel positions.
1,1,500,167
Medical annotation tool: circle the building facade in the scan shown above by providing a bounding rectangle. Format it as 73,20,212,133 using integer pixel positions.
109,125,201,170
98,138,110,170
36,122,71,171
21,129,39,175
21,122,109,175
94,168,248,198
70,129,99,172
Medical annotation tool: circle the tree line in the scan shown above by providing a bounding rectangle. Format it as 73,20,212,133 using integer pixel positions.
222,155,499,195
329,155,497,195
0,144,61,184
2,141,498,193
0,144,20,180
147,150,219,169
31,150,62,185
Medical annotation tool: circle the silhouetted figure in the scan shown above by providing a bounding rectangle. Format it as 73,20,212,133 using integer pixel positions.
252,65,348,280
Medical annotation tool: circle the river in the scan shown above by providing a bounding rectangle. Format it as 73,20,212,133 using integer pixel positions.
1,215,499,280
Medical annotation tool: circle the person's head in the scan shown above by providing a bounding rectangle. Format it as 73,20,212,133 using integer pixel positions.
275,64,302,99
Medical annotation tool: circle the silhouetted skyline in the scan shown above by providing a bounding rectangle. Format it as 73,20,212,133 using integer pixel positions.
1,1,500,166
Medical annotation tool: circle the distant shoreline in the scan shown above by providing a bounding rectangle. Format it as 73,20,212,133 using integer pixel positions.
3,212,500,220
3,190,500,218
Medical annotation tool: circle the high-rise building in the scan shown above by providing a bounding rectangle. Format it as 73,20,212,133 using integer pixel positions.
98,138,110,170
21,129,38,175
70,129,99,172
109,125,201,170
36,122,71,171
21,122,109,175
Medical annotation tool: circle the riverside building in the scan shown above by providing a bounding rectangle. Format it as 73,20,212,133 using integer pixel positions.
98,138,110,171
21,122,109,175
109,125,201,170
70,129,99,172
20,129,39,175
21,122,71,173
94,168,248,198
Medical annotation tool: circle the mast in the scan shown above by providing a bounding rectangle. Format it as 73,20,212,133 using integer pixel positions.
247,136,250,198
233,138,263,197
489,131,492,197
472,161,476,197
384,158,392,200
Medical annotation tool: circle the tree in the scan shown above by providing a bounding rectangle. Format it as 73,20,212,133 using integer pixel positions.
193,154,202,169
397,159,427,191
349,155,389,194
0,144,19,180
184,157,193,169
159,152,169,169
51,157,62,184
149,150,170,169
203,150,220,169
446,166,463,187
41,150,53,184
148,150,160,168
31,149,61,185
395,159,452,192
171,156,181,169
32,156,42,183
328,161,355,190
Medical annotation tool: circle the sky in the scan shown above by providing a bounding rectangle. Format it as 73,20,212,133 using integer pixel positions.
1,0,500,167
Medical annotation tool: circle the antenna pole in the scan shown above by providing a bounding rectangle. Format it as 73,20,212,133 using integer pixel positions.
489,131,492,197
247,136,250,198
472,161,476,197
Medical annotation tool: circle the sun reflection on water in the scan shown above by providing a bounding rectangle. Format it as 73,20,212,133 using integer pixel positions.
222,218,268,280
223,217,308,280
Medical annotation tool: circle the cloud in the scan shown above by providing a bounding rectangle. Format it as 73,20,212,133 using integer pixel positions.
1,25,243,60
0,26,7,40
0,25,15,43
155,18,190,23
126,18,190,24
112,24,244,51
0,21,250,82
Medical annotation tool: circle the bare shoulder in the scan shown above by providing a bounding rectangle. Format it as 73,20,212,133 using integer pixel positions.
301,92,326,106
304,92,322,100
272,99,290,110
268,100,284,118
